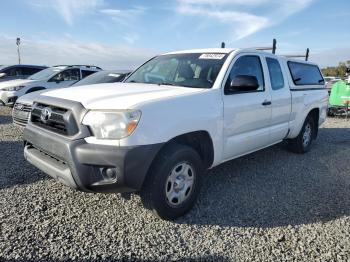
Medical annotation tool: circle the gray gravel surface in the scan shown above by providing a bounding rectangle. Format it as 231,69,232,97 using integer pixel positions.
0,106,349,262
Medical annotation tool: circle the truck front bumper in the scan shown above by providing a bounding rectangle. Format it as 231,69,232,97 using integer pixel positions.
24,124,162,193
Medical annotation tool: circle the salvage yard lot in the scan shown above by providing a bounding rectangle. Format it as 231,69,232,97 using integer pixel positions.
0,106,349,261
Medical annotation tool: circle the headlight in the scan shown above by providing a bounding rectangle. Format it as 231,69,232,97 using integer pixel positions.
82,110,141,139
3,85,25,91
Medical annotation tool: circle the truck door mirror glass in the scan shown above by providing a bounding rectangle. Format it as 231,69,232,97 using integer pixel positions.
0,73,6,78
226,75,260,94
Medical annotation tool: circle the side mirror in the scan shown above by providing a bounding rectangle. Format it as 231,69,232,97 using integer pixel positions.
225,75,260,94
0,73,7,78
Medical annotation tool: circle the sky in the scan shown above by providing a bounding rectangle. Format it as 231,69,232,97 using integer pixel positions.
0,0,349,69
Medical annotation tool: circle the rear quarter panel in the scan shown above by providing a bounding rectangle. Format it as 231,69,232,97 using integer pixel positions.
288,90,328,138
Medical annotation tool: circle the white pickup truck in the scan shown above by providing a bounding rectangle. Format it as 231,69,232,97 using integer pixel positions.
23,48,328,220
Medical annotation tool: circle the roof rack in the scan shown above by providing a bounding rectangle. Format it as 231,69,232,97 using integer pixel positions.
221,38,277,54
284,48,310,61
254,38,277,54
52,65,103,70
220,39,311,61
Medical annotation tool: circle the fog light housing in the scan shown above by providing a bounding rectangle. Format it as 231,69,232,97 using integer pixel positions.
100,167,119,182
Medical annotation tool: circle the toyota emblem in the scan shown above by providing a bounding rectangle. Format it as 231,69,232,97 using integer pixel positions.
40,107,52,123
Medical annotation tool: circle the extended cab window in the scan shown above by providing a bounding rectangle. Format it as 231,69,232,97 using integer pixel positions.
266,57,284,90
288,62,324,85
225,55,265,92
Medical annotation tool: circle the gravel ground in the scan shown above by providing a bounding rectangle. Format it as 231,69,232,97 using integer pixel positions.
0,106,349,262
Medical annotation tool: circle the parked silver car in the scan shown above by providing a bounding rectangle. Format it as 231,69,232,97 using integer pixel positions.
12,70,130,127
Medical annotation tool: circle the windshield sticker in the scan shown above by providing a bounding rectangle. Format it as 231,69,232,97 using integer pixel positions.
199,54,225,59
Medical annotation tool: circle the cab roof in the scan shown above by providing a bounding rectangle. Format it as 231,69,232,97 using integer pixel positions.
164,48,235,55
163,48,319,66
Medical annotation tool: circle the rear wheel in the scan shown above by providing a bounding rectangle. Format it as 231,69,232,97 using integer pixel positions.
140,143,204,220
327,108,335,117
288,115,315,154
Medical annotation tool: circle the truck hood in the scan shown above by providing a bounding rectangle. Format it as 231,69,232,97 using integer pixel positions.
42,83,206,109
0,79,36,90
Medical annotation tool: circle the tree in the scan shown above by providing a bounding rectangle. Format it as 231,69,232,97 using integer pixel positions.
322,61,350,77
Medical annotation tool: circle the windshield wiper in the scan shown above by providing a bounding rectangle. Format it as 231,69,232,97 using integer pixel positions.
158,82,174,86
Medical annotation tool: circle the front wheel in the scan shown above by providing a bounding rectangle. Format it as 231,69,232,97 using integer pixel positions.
288,115,315,154
140,144,204,220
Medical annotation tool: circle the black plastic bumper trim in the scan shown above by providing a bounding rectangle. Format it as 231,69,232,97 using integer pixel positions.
24,124,163,193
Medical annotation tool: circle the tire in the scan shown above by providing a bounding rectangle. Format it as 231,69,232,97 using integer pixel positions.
288,115,315,154
327,108,335,117
140,143,204,220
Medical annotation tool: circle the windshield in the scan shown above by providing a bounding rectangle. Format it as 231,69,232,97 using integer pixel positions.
28,67,63,80
125,53,228,88
73,71,127,86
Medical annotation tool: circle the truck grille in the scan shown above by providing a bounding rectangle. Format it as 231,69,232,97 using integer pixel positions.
12,102,32,127
30,103,78,136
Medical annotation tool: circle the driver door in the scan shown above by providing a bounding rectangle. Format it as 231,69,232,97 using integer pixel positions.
223,54,272,160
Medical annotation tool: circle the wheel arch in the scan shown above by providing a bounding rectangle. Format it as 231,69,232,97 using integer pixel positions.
288,106,320,139
150,130,215,172
25,86,46,94
308,108,319,139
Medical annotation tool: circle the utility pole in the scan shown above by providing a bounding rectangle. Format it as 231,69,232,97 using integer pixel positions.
16,37,21,64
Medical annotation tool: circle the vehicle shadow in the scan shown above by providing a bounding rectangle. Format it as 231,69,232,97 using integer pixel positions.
178,127,350,228
0,141,47,189
0,114,13,125
0,255,230,262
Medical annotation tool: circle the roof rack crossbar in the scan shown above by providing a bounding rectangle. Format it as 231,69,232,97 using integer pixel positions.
220,38,277,54
52,65,102,69
284,48,310,61
254,39,277,54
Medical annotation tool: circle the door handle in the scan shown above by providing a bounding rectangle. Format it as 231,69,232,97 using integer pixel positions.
262,101,272,106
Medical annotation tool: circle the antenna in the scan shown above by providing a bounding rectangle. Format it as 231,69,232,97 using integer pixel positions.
221,42,225,48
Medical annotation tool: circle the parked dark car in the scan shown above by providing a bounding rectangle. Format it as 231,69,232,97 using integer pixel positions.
0,65,47,82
